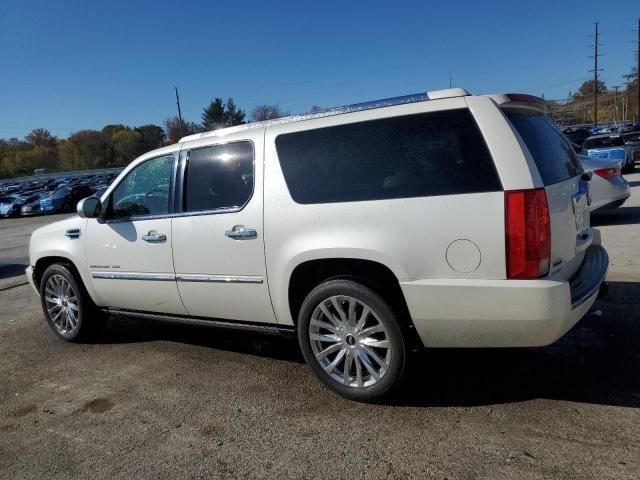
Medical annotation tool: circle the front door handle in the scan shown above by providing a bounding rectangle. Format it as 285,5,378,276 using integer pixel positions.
225,225,257,240
142,230,167,243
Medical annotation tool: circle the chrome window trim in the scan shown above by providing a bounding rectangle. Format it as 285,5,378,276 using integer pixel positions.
176,274,263,284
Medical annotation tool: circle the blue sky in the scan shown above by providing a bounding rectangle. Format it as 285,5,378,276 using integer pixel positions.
0,0,638,139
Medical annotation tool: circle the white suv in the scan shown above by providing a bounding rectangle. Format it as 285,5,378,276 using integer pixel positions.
27,88,608,401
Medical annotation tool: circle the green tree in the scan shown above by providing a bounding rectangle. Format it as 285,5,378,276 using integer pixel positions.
136,124,165,151
201,97,246,130
112,129,143,165
574,79,607,100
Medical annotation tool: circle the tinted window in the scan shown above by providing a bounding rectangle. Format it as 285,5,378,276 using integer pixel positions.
275,109,500,204
110,153,173,219
184,141,253,212
507,113,582,185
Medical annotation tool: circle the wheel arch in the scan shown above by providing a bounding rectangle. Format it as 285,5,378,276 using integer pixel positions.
33,255,98,304
287,257,423,350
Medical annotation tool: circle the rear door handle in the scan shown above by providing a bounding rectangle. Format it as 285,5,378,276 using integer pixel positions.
142,230,167,243
225,225,257,240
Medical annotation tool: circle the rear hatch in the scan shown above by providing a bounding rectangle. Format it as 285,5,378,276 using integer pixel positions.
505,109,589,281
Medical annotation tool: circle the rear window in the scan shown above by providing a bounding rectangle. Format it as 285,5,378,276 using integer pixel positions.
584,136,625,149
507,112,582,185
275,109,501,204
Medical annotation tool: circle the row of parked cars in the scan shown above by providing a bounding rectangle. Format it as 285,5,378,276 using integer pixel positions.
563,125,640,214
0,172,117,219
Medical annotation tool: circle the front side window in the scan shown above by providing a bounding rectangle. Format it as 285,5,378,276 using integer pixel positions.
110,153,174,219
183,141,254,212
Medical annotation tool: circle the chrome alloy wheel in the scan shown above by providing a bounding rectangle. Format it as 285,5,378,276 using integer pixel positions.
309,295,391,388
44,274,79,335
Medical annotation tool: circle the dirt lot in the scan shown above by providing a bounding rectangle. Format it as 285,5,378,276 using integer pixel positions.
1,175,639,480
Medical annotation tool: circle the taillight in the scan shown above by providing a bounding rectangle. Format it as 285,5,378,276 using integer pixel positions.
593,167,620,180
505,188,551,279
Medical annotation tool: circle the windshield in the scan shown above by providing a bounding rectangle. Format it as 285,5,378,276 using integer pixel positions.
584,136,625,149
623,133,640,143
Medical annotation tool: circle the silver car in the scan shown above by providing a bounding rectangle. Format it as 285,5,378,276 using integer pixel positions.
579,154,630,212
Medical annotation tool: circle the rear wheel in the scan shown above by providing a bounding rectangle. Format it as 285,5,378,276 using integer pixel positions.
297,279,405,401
39,263,102,341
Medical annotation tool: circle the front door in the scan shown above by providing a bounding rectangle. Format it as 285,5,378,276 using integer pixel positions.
85,152,186,315
171,135,276,323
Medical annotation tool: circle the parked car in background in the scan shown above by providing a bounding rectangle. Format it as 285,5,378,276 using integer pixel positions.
0,194,29,218
563,127,591,146
622,132,640,168
27,89,608,401
20,193,48,216
39,185,94,214
583,134,635,173
579,155,630,212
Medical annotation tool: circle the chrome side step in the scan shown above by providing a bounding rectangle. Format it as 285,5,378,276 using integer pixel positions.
105,308,296,336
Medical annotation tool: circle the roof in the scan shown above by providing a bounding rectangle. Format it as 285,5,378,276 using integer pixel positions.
179,88,471,143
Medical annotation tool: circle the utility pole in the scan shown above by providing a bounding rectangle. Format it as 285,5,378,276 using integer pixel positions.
448,71,452,88
636,17,639,122
175,86,184,138
590,22,602,127
613,86,619,123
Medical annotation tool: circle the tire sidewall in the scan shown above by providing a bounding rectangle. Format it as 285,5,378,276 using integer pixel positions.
297,279,405,402
39,264,87,341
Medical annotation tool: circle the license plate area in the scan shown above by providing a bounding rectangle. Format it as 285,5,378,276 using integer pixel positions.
572,189,590,235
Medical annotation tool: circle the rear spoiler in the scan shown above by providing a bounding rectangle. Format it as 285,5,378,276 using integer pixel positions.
486,93,547,113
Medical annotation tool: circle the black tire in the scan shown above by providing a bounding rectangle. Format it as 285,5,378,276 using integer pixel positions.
39,263,103,342
297,279,406,402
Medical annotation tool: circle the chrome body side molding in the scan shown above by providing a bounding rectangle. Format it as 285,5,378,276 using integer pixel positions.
91,271,264,284
175,274,263,284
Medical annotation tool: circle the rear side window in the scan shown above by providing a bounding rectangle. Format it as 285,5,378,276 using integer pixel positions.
506,112,582,185
275,109,501,204
184,141,254,212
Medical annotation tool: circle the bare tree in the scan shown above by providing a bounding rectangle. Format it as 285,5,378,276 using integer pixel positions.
251,104,285,122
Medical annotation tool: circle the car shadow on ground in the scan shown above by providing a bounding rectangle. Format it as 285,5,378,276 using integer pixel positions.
92,281,640,409
0,263,27,281
591,206,640,226
627,180,640,188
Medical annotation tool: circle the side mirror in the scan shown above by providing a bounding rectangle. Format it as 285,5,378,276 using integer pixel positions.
77,197,102,218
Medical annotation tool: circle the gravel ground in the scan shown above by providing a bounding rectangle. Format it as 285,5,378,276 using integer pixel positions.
1,174,639,479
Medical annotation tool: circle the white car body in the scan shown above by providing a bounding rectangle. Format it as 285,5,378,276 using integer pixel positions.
27,88,608,351
579,155,630,212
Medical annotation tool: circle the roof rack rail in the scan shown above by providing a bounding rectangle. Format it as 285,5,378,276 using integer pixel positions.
179,88,470,143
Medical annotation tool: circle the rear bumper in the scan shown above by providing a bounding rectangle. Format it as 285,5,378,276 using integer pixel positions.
400,245,608,348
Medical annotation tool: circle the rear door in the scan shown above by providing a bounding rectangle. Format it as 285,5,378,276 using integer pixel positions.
171,133,276,324
505,111,588,280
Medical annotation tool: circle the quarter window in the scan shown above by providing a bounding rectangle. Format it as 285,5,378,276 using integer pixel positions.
275,109,501,204
110,153,174,219
183,141,254,212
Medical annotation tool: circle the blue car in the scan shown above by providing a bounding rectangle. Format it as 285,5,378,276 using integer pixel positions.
583,134,635,173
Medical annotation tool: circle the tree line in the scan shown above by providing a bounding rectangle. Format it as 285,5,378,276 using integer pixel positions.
0,99,302,179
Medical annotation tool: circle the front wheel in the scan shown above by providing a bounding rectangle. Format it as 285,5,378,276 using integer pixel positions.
39,263,101,341
297,279,406,402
